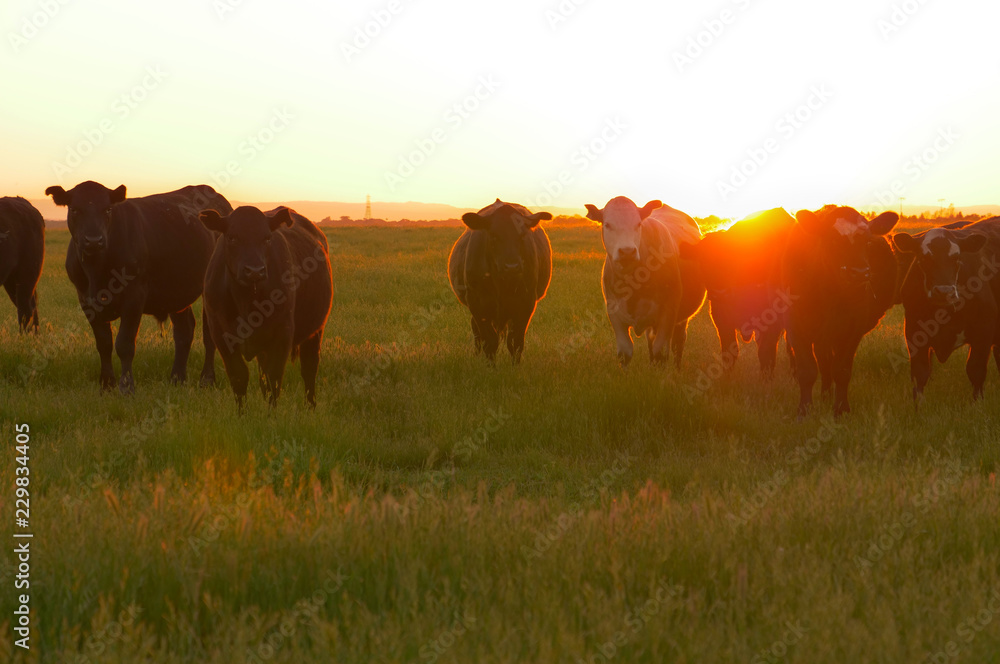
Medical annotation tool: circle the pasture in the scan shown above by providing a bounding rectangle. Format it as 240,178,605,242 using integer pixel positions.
1,224,999,663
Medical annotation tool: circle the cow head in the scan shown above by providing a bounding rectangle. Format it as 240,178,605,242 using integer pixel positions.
893,228,987,303
462,200,550,287
200,206,293,289
679,233,737,298
795,206,899,293
46,181,126,259
585,197,661,271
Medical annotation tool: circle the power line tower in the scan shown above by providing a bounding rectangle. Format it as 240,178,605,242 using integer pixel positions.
364,195,372,220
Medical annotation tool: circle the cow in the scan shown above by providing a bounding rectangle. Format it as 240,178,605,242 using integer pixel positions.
0,197,45,332
679,208,794,376
893,219,973,305
199,206,333,409
892,218,1000,403
46,181,232,393
584,196,706,367
782,205,899,418
448,199,552,363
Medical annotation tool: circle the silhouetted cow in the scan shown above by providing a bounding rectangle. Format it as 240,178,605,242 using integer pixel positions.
585,197,706,367
680,208,794,376
893,218,1000,403
0,197,44,332
46,181,232,393
200,206,333,409
448,199,552,363
782,205,899,418
893,219,973,304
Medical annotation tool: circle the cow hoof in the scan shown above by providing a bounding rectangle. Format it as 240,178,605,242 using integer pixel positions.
170,372,186,385
119,378,135,396
199,373,216,388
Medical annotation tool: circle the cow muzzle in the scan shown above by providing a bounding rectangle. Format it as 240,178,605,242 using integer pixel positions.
81,235,106,254
927,284,960,303
240,265,268,285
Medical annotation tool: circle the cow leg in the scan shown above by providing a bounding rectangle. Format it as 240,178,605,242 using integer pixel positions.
757,328,781,379
218,346,250,412
791,342,818,420
719,327,739,372
966,343,991,401
908,340,932,407
14,278,39,333
168,307,196,384
470,316,484,355
832,339,862,417
611,315,634,367
506,316,528,365
259,349,288,408
480,319,500,363
115,309,144,395
199,307,216,387
89,319,116,391
300,333,322,409
670,319,690,369
817,345,834,397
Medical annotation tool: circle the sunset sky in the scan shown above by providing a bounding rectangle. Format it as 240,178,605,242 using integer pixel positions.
2,0,998,220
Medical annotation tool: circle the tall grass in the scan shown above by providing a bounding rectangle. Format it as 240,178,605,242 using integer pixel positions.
1,226,999,662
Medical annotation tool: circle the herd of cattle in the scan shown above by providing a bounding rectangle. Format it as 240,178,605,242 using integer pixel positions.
1,181,998,417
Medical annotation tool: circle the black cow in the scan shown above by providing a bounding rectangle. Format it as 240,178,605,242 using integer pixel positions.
892,219,1000,403
679,208,794,376
0,197,45,332
782,205,899,418
448,199,552,363
46,181,232,393
199,206,333,409
893,220,973,304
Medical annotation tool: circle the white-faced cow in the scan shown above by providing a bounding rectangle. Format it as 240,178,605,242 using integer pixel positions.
46,181,232,393
200,206,333,410
782,205,899,418
893,218,1000,403
0,197,45,332
585,197,706,367
680,208,794,376
448,199,552,363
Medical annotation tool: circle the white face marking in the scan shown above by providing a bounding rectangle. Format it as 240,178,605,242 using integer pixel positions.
920,229,960,256
601,198,642,264
833,217,864,238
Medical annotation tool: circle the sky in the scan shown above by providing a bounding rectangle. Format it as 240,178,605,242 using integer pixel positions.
2,0,999,220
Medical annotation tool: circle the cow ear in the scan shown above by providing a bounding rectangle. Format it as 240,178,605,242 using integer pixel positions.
892,232,918,254
959,233,987,253
868,211,899,236
584,204,603,223
795,209,831,235
524,211,552,228
269,208,294,231
45,186,71,206
199,209,228,233
462,213,490,230
639,200,662,220
110,185,127,204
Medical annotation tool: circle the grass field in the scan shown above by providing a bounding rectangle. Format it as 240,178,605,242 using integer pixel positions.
2,225,1000,663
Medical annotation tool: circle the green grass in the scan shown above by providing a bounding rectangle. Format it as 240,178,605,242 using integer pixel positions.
1,226,1000,662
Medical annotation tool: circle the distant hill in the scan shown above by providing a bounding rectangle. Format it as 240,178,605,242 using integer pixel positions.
32,197,585,229
28,196,1000,229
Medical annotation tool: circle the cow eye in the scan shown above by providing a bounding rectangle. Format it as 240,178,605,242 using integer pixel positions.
105,208,112,215
227,236,237,244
